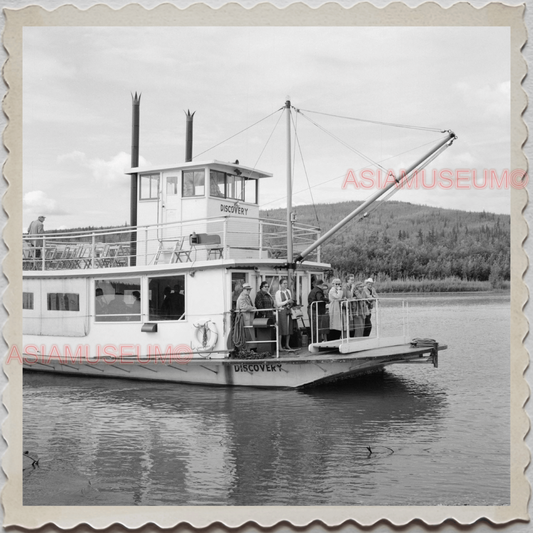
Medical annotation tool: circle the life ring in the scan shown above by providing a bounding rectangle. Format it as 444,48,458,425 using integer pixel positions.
191,320,219,353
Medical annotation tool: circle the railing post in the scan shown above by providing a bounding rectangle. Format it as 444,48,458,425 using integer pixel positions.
259,219,263,257
41,235,46,271
376,299,380,340
223,217,228,259
91,233,96,269
144,227,148,266
275,308,280,358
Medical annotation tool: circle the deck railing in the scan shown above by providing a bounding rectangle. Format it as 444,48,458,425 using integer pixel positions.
23,216,321,271
309,298,409,345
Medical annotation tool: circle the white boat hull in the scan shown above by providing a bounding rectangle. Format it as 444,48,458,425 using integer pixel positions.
23,343,444,389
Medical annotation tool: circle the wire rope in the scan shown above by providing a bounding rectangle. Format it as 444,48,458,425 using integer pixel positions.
193,107,284,160
296,107,445,133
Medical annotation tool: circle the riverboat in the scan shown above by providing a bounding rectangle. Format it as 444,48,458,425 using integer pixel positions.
21,97,455,388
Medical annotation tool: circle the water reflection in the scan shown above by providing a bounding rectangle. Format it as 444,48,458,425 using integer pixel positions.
23,292,510,506
24,368,448,506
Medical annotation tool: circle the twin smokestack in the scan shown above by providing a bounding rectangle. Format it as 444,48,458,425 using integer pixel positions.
130,94,195,172
129,95,195,264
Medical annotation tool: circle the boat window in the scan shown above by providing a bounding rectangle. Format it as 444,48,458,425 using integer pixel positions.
209,170,253,202
166,176,178,195
231,272,247,310
148,275,186,321
183,170,205,197
95,278,141,322
244,178,258,204
210,171,226,197
47,293,80,312
140,174,160,200
23,292,34,310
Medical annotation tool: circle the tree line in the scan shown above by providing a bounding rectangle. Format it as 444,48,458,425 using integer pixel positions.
262,200,510,286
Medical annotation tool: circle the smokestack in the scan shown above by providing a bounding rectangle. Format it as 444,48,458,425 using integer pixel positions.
130,92,141,266
185,110,195,162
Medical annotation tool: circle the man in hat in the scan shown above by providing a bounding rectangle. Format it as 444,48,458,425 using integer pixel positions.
236,283,257,350
27,215,46,259
363,277,378,337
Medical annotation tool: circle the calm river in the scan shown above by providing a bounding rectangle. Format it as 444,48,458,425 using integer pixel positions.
23,292,510,506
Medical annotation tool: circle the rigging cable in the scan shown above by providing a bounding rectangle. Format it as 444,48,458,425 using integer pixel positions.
318,138,454,243
193,107,284,160
260,135,450,209
296,109,390,172
250,107,285,173
290,111,320,227
296,107,445,133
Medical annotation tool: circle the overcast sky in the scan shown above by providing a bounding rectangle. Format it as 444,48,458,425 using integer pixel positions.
22,26,510,230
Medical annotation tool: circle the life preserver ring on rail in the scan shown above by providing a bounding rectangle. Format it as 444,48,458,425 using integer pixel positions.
191,320,219,353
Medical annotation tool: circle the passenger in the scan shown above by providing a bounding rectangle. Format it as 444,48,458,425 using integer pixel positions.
275,278,294,351
342,274,356,338
236,283,257,350
130,291,141,314
363,277,378,337
95,288,108,315
27,215,46,259
255,281,275,319
232,280,243,310
307,278,327,342
352,281,367,337
328,278,344,341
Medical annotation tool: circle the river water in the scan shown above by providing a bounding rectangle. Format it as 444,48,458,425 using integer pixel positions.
23,292,510,506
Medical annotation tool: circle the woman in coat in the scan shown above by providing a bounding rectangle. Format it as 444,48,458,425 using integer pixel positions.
274,278,294,351
328,278,344,341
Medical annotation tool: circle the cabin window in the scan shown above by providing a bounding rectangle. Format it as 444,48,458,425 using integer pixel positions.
95,278,141,322
47,293,80,312
209,171,257,203
148,275,186,321
231,272,247,310
226,175,244,201
23,292,34,310
183,170,205,197
140,174,160,200
210,171,226,197
244,178,258,204
166,176,178,195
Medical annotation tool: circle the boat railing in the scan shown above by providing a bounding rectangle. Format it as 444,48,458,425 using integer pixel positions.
23,215,321,271
309,297,409,345
235,307,281,358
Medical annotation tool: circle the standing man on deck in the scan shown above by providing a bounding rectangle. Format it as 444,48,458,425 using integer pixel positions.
28,215,46,259
363,277,378,337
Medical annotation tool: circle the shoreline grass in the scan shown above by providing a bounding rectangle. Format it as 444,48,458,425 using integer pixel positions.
373,277,510,293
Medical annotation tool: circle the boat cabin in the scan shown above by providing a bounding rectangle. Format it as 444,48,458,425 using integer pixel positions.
130,160,273,264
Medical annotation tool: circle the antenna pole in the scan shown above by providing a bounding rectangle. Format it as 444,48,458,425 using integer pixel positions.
286,98,293,265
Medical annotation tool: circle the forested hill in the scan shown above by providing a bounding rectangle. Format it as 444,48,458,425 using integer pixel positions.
261,201,510,283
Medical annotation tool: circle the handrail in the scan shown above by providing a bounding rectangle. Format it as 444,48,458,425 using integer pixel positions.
309,296,408,345
23,214,322,270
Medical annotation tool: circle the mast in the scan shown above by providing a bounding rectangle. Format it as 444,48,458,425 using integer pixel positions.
130,92,141,267
286,98,293,266
294,130,457,263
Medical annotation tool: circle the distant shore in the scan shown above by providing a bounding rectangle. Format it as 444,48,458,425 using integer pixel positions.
373,277,510,293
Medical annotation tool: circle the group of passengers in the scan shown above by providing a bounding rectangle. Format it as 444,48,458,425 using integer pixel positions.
95,288,141,319
234,276,378,352
235,278,296,352
308,275,378,342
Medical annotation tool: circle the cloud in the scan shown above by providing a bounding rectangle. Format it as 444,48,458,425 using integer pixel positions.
454,81,510,119
58,151,149,187
23,190,68,216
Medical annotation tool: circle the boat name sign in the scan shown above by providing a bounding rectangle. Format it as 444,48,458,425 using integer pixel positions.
220,203,249,216
233,362,284,373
